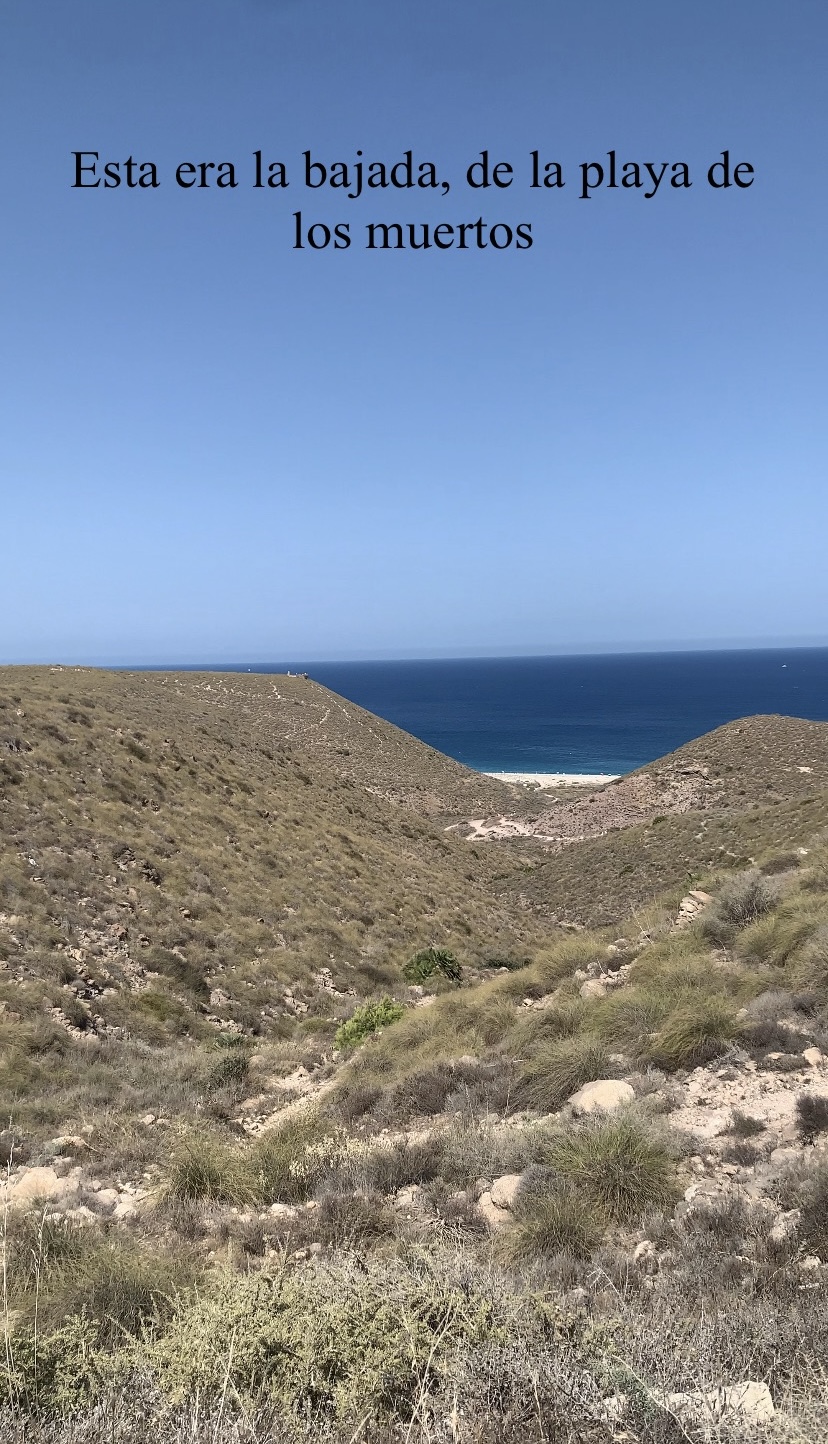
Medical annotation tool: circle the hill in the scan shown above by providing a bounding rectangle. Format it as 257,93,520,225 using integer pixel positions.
3,670,828,1443
490,716,828,926
0,666,539,1050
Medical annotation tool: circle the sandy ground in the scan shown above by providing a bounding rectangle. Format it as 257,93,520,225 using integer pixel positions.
484,771,620,788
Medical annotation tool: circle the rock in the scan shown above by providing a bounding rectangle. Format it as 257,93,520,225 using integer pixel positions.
91,1188,120,1215
568,1080,634,1116
0,1165,81,1210
44,1135,89,1157
799,1255,822,1273
490,1174,522,1210
633,1240,657,1268
394,1185,424,1213
268,1202,298,1219
656,1381,774,1424
803,1047,824,1068
579,979,607,1000
112,1199,137,1221
140,1113,157,1126
768,1208,800,1244
768,1146,800,1169
476,1191,510,1229
62,1205,98,1227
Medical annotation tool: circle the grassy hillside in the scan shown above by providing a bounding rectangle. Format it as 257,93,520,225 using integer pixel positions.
502,716,828,926
3,669,828,1442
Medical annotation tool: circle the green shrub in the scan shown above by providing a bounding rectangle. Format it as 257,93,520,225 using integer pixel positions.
403,947,462,984
335,997,404,1052
546,1115,676,1223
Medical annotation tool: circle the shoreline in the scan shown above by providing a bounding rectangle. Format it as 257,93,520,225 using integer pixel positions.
483,770,620,789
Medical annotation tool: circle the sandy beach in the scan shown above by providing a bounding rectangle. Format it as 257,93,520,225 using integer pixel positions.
484,770,620,789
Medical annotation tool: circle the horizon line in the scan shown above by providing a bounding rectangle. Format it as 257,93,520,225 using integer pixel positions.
3,637,828,670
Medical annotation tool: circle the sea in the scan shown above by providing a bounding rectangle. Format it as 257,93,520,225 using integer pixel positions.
180,648,828,777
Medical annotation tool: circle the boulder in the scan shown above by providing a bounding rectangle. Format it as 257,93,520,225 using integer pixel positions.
579,979,607,1001
568,1080,634,1116
490,1174,522,1210
656,1381,774,1424
476,1191,510,1229
0,1165,82,1210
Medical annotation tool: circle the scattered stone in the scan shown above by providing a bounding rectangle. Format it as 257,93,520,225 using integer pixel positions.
0,1165,82,1210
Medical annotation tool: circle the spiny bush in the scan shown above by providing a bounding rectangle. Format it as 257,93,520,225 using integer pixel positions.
545,1115,676,1224
701,869,779,943
334,997,404,1052
403,947,462,984
797,1092,828,1143
518,1036,610,1111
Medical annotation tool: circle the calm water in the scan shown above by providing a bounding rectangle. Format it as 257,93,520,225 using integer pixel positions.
178,648,828,776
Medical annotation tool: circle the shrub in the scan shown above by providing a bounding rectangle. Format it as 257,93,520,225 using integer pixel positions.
335,997,404,1052
546,1116,676,1223
729,1109,766,1138
206,1043,250,1094
403,947,462,984
518,1036,610,1111
509,1171,603,1259
644,996,742,1070
721,1139,761,1166
701,870,778,943
248,1109,342,1203
797,1093,828,1143
166,1133,247,1203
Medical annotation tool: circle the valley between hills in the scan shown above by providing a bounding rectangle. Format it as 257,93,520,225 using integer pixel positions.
3,667,828,1442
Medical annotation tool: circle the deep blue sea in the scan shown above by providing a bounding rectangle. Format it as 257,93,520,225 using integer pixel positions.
181,648,828,776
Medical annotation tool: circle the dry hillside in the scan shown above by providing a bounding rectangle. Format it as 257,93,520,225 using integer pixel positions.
3,668,828,1444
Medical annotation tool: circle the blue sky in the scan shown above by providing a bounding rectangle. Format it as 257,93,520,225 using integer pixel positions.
1,1,826,664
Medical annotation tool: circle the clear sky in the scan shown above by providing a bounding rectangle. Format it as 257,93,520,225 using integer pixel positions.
1,1,826,664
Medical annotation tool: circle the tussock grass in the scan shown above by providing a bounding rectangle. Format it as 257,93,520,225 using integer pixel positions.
518,1036,611,1111
544,1114,677,1223
508,1172,603,1259
166,1134,249,1205
643,996,744,1071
